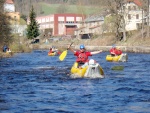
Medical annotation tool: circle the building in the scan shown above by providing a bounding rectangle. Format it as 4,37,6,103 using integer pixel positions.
122,0,143,31
74,14,104,39
4,0,20,25
4,0,26,36
75,0,144,39
4,0,15,12
35,14,85,36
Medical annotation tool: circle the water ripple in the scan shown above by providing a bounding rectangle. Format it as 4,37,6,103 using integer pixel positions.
0,51,150,113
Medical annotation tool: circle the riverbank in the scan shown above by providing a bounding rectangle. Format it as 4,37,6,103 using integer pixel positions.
0,52,13,58
30,44,150,53
1,36,150,58
29,36,150,53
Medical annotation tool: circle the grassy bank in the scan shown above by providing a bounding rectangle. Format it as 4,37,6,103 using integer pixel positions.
0,41,32,58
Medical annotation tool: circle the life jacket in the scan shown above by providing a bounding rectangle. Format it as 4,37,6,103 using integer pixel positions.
110,48,117,55
116,50,122,55
76,52,88,63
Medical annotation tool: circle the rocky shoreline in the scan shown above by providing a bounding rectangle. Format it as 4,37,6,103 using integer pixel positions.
82,46,150,53
1,43,150,58
30,43,150,53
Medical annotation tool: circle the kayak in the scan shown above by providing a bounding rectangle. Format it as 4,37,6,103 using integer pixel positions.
48,52,59,56
48,52,60,56
70,61,104,78
106,53,128,62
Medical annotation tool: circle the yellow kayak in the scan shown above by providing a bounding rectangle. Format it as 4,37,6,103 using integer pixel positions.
106,53,128,62
71,62,104,78
48,52,59,56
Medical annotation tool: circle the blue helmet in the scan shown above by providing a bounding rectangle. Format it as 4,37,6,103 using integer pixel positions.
80,44,85,49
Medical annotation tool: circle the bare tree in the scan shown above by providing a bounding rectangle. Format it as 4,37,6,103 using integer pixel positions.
100,0,144,41
0,0,12,49
101,0,125,41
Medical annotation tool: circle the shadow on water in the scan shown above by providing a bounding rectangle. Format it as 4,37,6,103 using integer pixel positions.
0,50,150,113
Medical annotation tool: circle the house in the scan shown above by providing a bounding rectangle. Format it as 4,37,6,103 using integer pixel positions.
4,0,27,36
74,14,104,39
4,0,15,12
75,0,143,39
122,0,143,31
34,14,85,37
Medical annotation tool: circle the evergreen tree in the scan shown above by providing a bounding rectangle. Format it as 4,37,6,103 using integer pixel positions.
27,5,40,40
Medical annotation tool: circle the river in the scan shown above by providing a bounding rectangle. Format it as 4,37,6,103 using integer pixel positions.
0,50,150,113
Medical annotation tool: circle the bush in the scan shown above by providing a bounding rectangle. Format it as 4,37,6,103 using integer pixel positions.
9,42,31,53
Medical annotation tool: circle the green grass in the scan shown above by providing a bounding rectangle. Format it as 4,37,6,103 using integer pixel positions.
40,3,101,15
41,3,59,15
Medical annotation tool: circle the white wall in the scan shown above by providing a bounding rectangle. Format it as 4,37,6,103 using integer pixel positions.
4,3,15,12
10,25,27,36
123,2,143,31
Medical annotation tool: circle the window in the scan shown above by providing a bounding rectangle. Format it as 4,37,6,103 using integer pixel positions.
136,14,139,19
123,6,125,10
128,6,131,11
14,16,17,25
136,23,142,29
128,14,131,20
14,16,16,20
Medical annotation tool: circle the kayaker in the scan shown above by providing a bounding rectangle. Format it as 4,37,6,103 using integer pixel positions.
110,45,117,56
48,47,53,53
68,44,102,67
80,59,96,68
6,48,11,53
48,46,61,55
49,46,57,53
3,45,8,52
110,45,122,56
116,47,122,55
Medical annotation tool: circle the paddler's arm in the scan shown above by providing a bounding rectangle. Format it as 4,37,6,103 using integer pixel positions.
91,50,103,55
68,46,76,54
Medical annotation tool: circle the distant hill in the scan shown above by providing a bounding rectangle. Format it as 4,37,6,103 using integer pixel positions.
14,0,101,17
39,3,101,16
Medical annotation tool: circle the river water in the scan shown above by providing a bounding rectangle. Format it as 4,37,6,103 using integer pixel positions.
0,50,150,113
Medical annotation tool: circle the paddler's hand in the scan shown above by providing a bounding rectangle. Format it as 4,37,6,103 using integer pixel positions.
67,45,70,50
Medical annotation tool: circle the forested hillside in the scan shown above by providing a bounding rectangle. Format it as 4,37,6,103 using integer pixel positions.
14,0,102,17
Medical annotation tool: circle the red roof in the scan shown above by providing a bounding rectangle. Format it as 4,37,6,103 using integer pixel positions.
127,0,142,6
5,0,14,4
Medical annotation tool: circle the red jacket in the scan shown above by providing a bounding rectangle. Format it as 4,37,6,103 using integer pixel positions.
116,49,122,55
110,48,122,56
74,51,92,63
110,48,117,55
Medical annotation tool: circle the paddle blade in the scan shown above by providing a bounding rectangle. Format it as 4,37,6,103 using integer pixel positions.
59,50,67,61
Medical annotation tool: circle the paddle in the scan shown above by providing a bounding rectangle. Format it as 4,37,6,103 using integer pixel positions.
59,42,73,61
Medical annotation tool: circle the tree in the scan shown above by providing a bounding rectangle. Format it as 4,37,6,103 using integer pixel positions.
26,5,40,40
101,0,127,41
0,0,12,48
